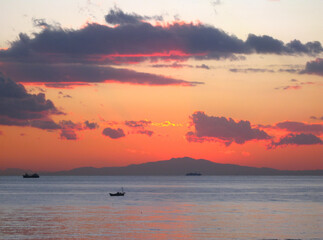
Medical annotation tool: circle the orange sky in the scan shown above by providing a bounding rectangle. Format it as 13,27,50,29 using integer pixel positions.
0,1,322,171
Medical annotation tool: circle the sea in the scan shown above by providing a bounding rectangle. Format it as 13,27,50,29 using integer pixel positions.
0,176,322,240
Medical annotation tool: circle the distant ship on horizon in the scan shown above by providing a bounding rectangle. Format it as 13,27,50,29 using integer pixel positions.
23,173,39,178
186,172,202,176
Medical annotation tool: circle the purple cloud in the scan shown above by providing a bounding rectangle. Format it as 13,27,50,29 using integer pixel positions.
57,120,98,140
0,9,321,66
186,111,271,146
269,133,323,148
30,119,61,130
246,35,322,54
125,120,152,128
276,121,323,134
0,73,62,128
0,8,321,90
0,62,201,87
102,127,125,139
300,58,323,76
60,128,77,140
84,120,99,129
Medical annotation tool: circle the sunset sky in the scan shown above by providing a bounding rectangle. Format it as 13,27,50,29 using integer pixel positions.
0,0,322,171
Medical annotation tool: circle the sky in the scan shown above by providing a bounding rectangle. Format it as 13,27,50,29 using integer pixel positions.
0,0,322,171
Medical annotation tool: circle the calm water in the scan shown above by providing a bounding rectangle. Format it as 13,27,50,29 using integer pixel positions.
0,176,322,239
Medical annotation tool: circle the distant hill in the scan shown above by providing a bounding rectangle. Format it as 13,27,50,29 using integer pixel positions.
2,157,322,176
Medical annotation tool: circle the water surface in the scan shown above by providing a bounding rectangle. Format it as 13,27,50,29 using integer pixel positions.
0,176,322,239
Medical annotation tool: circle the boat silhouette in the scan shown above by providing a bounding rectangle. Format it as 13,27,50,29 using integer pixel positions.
23,173,39,178
186,172,202,176
109,188,125,196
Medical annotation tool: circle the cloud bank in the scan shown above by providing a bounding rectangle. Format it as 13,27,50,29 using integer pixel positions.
1,9,320,61
0,9,322,88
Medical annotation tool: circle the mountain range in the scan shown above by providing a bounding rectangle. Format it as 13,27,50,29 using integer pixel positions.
1,157,323,176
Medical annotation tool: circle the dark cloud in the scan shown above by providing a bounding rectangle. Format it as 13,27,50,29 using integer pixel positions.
246,34,285,54
58,120,97,140
105,8,163,25
186,111,271,146
58,120,79,140
0,9,320,67
196,64,210,70
136,130,154,136
60,128,77,140
276,121,323,134
246,34,322,54
84,120,99,129
124,120,154,136
102,127,125,139
105,8,145,25
229,68,275,73
0,116,30,127
300,58,323,76
0,9,321,89
125,120,152,128
0,73,62,127
0,74,99,140
286,40,323,54
30,119,61,130
269,133,323,148
0,62,201,87
59,120,80,129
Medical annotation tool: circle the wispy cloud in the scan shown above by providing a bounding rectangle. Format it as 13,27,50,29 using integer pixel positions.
0,63,202,87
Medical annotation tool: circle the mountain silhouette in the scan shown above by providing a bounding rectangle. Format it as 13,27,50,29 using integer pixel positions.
2,157,321,176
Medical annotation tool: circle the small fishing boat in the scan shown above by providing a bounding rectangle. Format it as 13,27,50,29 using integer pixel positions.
109,188,125,196
23,173,40,178
186,172,202,176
